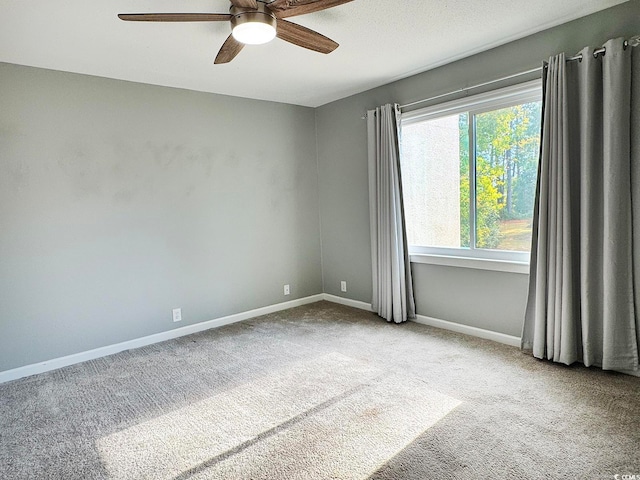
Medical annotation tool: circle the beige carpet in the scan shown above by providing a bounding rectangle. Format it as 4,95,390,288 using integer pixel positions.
1,301,639,479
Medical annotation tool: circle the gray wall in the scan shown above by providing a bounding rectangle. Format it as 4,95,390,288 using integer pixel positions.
0,64,322,371
316,0,640,337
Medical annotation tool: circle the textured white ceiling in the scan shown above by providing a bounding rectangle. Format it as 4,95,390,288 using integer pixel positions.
0,0,629,107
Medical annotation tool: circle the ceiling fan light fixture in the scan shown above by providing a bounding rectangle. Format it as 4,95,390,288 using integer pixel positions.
230,4,277,45
232,21,276,45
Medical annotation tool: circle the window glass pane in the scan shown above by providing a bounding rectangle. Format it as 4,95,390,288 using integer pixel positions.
400,113,469,248
474,102,541,251
458,113,470,248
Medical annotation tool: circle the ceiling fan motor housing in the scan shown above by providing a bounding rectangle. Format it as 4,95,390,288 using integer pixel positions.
230,3,277,34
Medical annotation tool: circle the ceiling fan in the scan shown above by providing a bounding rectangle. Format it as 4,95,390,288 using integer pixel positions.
118,0,354,64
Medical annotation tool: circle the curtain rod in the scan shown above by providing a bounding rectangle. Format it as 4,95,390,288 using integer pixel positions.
362,34,640,119
396,66,542,111
362,66,541,118
566,34,640,62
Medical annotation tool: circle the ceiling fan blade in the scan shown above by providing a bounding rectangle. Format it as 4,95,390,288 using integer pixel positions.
267,0,353,19
276,19,338,54
118,13,231,22
214,35,245,64
229,0,259,8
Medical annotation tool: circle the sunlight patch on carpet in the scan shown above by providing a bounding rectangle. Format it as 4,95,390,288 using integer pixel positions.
97,352,460,479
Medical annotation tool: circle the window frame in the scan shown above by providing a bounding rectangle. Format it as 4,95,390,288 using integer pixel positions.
400,80,542,269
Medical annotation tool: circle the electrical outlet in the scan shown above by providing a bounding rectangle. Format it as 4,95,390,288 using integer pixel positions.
172,308,182,322
341,281,347,292
284,284,290,295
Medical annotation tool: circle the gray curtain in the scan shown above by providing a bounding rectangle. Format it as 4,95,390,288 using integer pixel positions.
367,104,416,323
523,38,640,373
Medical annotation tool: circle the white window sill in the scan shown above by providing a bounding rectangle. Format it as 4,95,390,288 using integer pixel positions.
410,253,530,275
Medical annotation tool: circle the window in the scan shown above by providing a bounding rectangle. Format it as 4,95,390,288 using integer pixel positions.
400,81,542,266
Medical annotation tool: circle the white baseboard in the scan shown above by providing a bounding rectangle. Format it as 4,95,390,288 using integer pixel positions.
322,294,520,347
0,293,521,384
322,294,373,312
412,314,521,347
0,294,324,385
323,293,520,347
